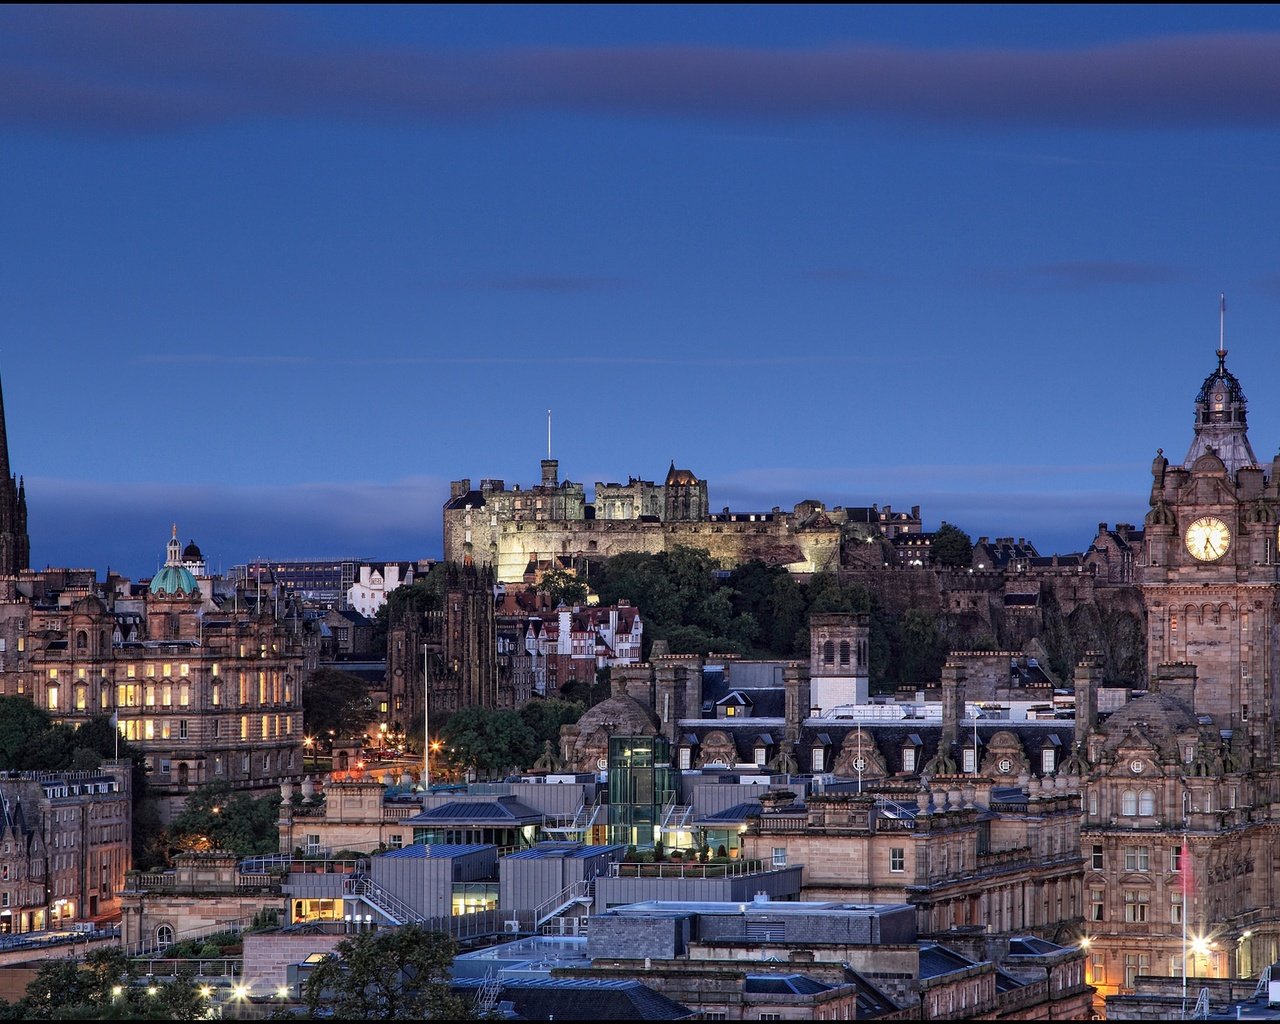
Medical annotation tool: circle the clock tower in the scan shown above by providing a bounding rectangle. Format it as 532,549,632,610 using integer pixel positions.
1141,338,1280,765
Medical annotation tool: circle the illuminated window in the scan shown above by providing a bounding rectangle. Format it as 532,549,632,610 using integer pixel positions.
46,684,58,710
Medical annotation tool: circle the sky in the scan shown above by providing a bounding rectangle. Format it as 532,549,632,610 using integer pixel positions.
6,4,1280,576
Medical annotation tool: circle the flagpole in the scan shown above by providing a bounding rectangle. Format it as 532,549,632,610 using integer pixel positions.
1181,823,1188,1016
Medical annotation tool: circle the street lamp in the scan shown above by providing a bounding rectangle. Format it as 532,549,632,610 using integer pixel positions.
304,736,314,768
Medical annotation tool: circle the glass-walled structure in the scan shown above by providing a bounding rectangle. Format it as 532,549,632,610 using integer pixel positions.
607,735,674,849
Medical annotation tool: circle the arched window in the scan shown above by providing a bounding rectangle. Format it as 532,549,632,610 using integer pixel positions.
839,641,851,666
1138,790,1155,816
1121,790,1138,816
823,641,835,665
177,763,189,787
156,924,174,947
75,631,88,650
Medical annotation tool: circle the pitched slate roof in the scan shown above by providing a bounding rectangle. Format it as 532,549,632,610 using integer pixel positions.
743,974,832,995
402,798,543,826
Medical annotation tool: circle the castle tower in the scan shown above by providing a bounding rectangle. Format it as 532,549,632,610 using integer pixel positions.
0,374,29,576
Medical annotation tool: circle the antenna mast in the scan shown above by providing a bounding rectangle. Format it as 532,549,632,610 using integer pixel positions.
1218,293,1227,367
547,409,552,459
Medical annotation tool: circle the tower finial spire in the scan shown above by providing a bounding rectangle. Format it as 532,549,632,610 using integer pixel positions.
1218,292,1227,368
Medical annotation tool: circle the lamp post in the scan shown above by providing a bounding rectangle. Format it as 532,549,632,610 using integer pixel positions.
421,644,431,790
304,736,314,769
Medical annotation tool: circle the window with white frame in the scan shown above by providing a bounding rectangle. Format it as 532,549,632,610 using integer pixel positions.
1123,889,1150,922
889,847,905,872
1124,846,1150,872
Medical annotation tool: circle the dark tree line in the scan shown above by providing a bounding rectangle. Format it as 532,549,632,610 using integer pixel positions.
591,547,949,690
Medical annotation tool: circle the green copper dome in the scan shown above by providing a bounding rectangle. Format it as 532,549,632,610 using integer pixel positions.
150,564,199,597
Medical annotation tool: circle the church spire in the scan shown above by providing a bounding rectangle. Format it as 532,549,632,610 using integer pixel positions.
0,370,12,483
0,372,29,574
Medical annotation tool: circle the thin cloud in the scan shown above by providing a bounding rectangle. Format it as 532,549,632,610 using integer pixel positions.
431,274,631,292
7,10,1280,133
800,268,895,285
27,475,449,576
138,354,313,366
132,353,911,369
1030,261,1191,288
974,261,1191,290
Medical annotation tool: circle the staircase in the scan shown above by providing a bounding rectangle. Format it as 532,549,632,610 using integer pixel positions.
543,802,602,841
344,874,427,926
533,877,596,930
474,968,502,1016
659,803,693,837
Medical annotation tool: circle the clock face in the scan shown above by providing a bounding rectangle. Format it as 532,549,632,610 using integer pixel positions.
852,756,867,773
998,757,1013,774
1130,759,1145,774
1185,516,1231,562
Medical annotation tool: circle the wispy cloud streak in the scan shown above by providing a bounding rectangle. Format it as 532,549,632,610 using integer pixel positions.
6,10,1280,133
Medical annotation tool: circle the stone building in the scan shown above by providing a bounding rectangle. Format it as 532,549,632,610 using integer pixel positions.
443,458,916,582
120,850,283,952
1076,338,1280,1004
386,562,504,728
0,765,131,931
0,530,306,821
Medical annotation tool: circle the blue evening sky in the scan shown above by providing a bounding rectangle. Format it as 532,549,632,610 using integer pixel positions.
5,4,1280,576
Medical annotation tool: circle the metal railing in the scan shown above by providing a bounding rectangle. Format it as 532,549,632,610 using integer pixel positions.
345,875,426,926
122,922,244,958
610,859,766,879
133,958,242,979
532,878,595,929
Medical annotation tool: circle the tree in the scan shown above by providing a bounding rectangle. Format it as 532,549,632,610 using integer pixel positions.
537,568,588,606
440,707,537,777
303,925,474,1020
372,570,447,649
518,697,584,751
303,668,375,742
167,781,281,855
932,523,974,568
0,698,57,769
13,947,211,1020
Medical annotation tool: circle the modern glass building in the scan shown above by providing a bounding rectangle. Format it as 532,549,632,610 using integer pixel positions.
607,735,674,849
